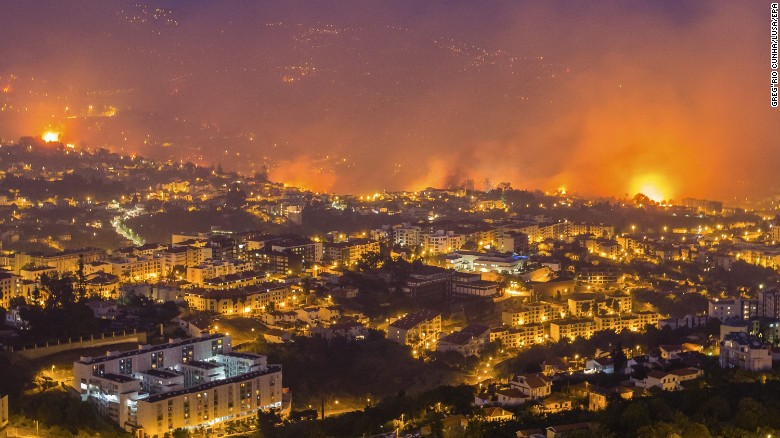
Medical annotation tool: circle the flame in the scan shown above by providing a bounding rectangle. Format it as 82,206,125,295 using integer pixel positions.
42,131,61,143
630,174,671,202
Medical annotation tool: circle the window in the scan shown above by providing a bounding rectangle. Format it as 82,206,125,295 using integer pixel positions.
119,358,133,375
93,364,105,376
152,352,164,369
212,339,224,355
182,345,194,363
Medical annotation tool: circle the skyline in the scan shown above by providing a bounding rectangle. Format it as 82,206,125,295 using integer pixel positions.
0,1,777,202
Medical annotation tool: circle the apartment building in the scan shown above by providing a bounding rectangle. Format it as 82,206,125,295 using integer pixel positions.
387,309,442,352
73,334,283,436
184,283,294,315
502,302,553,326
186,259,253,286
549,319,596,342
322,238,380,267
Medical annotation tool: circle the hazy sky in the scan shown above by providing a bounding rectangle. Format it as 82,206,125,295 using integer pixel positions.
0,1,776,202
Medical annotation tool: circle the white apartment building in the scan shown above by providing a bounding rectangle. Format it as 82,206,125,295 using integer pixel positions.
73,334,283,437
720,332,772,371
392,224,422,247
708,298,759,321
421,231,465,255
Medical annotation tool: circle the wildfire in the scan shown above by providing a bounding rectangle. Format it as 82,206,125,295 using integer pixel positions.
42,131,61,143
630,174,671,203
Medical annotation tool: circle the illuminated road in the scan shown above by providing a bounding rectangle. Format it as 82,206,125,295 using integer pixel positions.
110,207,145,245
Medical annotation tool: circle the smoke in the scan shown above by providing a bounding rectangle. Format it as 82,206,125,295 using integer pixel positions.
0,1,775,201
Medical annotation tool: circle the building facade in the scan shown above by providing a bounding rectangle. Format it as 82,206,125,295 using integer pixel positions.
73,334,283,437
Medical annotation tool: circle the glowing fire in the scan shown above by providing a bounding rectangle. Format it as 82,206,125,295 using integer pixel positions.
630,174,671,202
42,131,60,143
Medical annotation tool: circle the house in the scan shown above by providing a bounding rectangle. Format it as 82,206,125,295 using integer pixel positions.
669,367,704,383
643,370,679,391
533,394,572,415
640,368,704,391
496,387,529,406
483,406,513,421
4,307,28,329
263,328,292,344
658,344,684,360
85,272,121,299
441,414,468,432
587,387,609,411
627,354,651,370
330,320,367,340
584,357,614,374
545,423,593,438
542,357,568,375
260,310,298,326
516,428,544,438
510,373,552,399
84,300,119,320
296,306,322,324
587,386,634,411
437,324,490,357
308,320,367,340
475,392,493,406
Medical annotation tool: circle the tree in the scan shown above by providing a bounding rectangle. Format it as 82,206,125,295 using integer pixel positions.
735,397,766,432
636,422,677,438
611,343,628,374
225,183,247,209
460,241,479,251
40,272,76,309
168,265,186,281
75,255,87,300
257,409,282,437
172,428,190,438
696,395,730,421
31,285,41,305
620,402,653,435
633,193,654,207
356,251,384,272
8,296,26,308
301,277,313,295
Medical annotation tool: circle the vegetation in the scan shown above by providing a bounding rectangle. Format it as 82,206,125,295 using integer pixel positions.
251,385,476,438
15,390,128,437
245,332,458,409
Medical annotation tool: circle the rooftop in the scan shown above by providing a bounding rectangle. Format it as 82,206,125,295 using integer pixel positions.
143,366,281,403
98,373,137,383
138,369,181,379
184,360,223,370
77,334,229,365
218,351,264,360
389,309,441,330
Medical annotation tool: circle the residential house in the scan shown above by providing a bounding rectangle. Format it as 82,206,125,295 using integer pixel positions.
509,373,552,400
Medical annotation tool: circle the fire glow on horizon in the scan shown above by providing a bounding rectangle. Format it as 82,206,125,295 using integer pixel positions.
42,131,61,143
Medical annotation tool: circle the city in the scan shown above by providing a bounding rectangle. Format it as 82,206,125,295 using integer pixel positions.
0,2,778,438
